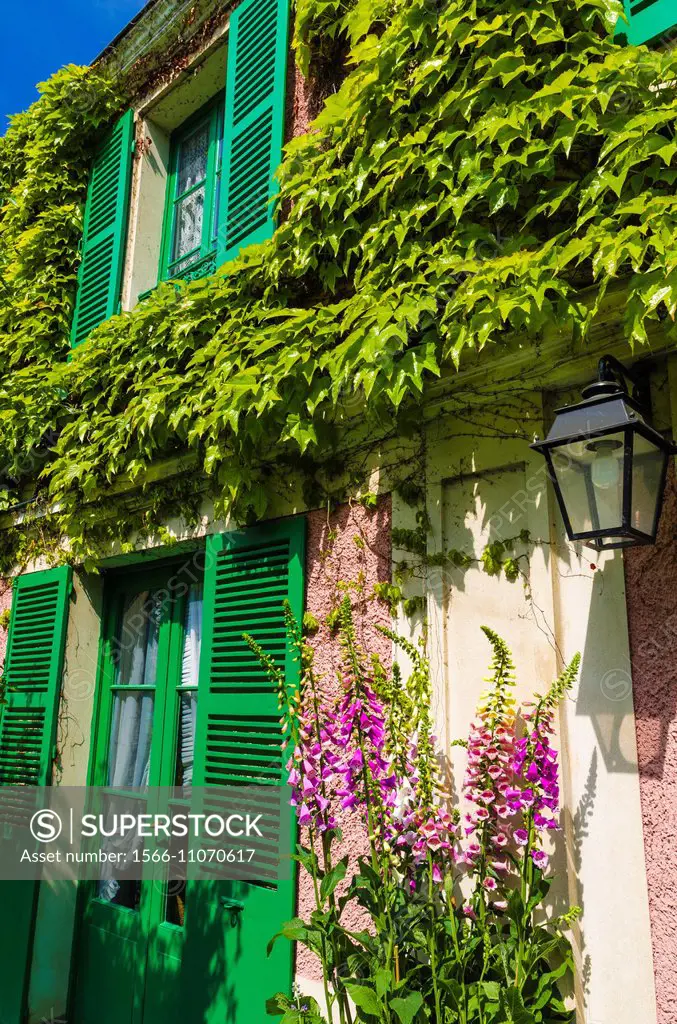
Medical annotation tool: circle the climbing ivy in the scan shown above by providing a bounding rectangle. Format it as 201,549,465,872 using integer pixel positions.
0,65,122,521
1,0,677,569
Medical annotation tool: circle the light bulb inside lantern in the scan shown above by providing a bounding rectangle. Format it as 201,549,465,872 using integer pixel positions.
591,454,620,490
585,438,623,491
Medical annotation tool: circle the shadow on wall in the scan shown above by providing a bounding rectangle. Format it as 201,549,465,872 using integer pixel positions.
559,748,598,1009
574,464,677,781
576,549,647,776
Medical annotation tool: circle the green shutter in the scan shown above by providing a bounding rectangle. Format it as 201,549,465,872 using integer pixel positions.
185,519,304,1017
217,0,290,265
0,565,73,786
0,565,72,1024
194,517,304,788
70,110,134,348
618,0,677,44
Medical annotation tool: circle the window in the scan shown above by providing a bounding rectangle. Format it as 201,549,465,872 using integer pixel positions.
160,96,225,283
71,0,291,344
96,573,203,913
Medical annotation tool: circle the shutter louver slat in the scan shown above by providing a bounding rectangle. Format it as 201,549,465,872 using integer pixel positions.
620,0,677,44
217,0,290,265
70,110,134,348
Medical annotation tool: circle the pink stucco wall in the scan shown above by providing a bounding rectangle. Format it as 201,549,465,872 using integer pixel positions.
0,579,12,665
297,498,392,981
625,468,677,1024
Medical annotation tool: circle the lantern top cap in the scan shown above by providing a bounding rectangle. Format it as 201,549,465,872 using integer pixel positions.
531,390,657,450
531,355,676,454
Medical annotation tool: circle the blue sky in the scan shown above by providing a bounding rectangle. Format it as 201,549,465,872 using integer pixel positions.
2,0,148,131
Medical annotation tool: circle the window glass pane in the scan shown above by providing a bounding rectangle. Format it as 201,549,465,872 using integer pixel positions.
551,432,625,534
181,583,203,687
177,122,209,195
211,106,225,244
632,434,666,535
175,583,203,792
175,692,198,791
163,877,187,926
98,877,141,910
114,591,162,687
172,186,205,267
108,590,162,787
108,691,155,787
97,793,145,910
164,584,203,926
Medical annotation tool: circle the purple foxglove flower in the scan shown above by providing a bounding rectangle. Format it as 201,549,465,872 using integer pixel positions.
348,749,364,770
302,776,317,796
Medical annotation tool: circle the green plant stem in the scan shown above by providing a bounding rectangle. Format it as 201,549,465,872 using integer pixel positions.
445,894,468,1024
516,810,536,990
307,667,350,1024
427,853,443,1024
308,826,337,1024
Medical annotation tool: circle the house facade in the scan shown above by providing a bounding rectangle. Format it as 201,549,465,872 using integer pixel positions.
1,2,677,1023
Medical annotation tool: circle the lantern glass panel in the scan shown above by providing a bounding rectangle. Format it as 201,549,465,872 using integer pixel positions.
550,430,625,535
631,433,666,536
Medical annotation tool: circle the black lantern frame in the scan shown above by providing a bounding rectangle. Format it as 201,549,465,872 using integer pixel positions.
531,356,676,551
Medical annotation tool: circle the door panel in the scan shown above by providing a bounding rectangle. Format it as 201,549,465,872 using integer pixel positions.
74,910,144,1024
73,569,178,1024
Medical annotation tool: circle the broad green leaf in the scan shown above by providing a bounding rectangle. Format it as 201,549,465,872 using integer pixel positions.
390,991,423,1024
344,982,382,1017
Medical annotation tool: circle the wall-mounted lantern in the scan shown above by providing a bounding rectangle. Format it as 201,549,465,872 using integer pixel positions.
531,355,676,551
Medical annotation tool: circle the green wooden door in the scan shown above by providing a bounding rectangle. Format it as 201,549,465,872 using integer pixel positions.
0,566,72,1024
73,520,303,1024
73,566,180,1024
